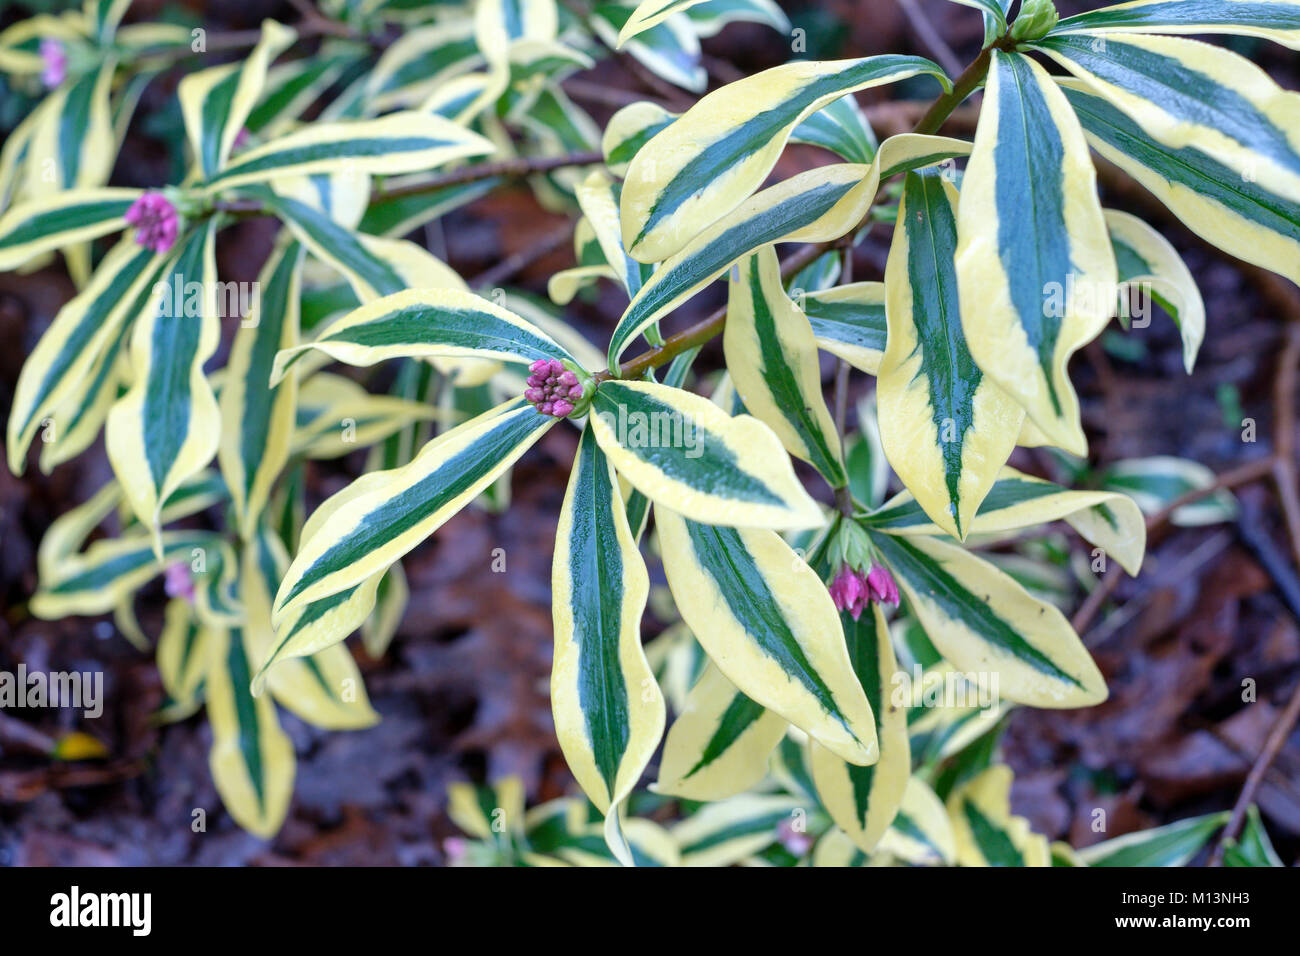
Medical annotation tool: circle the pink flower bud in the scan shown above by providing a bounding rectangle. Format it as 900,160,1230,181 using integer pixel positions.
443,837,468,864
523,358,586,417
866,563,899,606
125,192,181,254
164,562,195,604
40,39,66,89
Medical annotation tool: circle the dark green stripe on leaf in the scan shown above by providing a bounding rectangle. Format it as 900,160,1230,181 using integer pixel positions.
683,690,766,780
869,531,1085,688
142,225,210,492
566,428,632,792
591,384,785,507
991,51,1072,414
901,170,983,536
281,405,547,607
226,629,267,808
963,799,1024,866
684,519,857,737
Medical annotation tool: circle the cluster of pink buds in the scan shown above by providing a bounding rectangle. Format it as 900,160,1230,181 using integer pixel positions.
40,38,66,89
164,562,195,605
525,358,584,417
125,193,180,254
829,562,899,619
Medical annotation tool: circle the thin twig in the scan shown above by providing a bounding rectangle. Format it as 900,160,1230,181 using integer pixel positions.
1207,676,1300,865
897,0,964,78
471,221,575,290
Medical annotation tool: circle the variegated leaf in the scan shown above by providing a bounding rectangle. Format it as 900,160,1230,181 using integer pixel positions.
8,238,164,473
1105,208,1205,373
271,288,577,386
1078,810,1230,866
273,400,554,622
1050,0,1300,50
178,20,296,179
810,603,910,853
671,794,806,867
1034,33,1300,207
552,425,662,864
654,662,787,800
947,765,1050,867
219,240,304,540
589,380,823,530
801,281,887,375
206,625,296,839
0,188,141,272
724,245,845,486
1060,79,1300,286
868,530,1107,707
956,51,1116,456
243,526,379,728
621,56,950,262
608,134,971,365
106,221,222,546
657,507,878,764
867,466,1146,575
200,112,493,192
880,169,1023,539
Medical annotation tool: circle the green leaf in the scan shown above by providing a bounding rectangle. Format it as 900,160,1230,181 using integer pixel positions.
1079,811,1230,866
